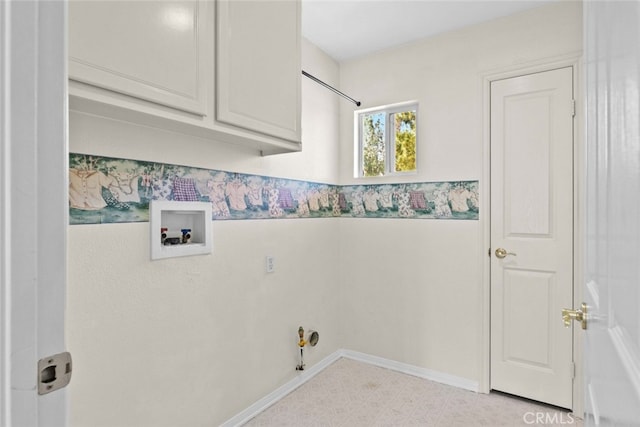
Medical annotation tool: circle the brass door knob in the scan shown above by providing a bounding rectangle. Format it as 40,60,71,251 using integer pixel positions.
495,248,517,259
562,303,587,330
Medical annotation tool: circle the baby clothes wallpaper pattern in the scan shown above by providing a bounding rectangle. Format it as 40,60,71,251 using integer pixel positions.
69,153,479,225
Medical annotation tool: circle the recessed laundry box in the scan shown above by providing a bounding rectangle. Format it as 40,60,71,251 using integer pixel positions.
150,201,212,260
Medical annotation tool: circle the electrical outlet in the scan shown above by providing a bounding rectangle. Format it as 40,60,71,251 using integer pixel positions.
266,256,275,273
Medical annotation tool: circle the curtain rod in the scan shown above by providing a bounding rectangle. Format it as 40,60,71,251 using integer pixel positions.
302,70,361,107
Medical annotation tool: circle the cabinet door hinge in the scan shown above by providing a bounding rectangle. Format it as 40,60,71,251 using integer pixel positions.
572,99,576,117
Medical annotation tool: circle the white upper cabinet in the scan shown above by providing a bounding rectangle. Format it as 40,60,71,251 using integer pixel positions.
216,0,301,143
68,0,301,155
69,0,207,116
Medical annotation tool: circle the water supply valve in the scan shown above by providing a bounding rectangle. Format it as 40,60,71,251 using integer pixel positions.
295,326,319,371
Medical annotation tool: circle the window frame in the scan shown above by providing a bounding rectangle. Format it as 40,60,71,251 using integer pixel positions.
355,101,419,178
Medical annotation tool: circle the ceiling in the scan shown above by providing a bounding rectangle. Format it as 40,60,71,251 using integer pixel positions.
301,0,558,62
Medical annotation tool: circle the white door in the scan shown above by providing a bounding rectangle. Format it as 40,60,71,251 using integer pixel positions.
0,1,68,426
584,1,640,424
490,67,574,409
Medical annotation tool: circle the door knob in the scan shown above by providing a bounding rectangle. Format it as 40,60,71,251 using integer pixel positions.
495,248,517,259
562,303,587,330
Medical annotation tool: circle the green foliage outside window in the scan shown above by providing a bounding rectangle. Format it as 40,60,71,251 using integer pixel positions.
394,111,416,173
360,107,416,177
362,113,385,177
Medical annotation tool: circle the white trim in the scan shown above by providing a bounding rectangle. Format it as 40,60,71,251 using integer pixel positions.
340,349,479,392
219,351,342,427
479,53,584,404
571,55,585,419
0,2,11,425
0,2,68,426
220,349,479,426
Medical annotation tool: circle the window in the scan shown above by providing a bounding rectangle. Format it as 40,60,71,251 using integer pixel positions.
356,102,418,177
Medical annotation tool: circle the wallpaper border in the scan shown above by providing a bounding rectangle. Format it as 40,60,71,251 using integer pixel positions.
69,153,479,225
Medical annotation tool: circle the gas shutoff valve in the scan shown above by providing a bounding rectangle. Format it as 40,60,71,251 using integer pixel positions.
295,326,319,371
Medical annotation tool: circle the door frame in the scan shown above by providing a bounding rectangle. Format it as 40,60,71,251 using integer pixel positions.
479,53,584,416
0,1,68,426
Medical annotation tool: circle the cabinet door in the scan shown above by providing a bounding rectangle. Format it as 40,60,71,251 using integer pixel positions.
69,0,207,116
216,0,301,143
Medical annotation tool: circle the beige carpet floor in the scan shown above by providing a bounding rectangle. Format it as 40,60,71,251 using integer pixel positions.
244,358,582,426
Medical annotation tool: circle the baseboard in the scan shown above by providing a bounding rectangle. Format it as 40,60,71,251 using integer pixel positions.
220,349,479,426
340,349,479,392
219,351,342,427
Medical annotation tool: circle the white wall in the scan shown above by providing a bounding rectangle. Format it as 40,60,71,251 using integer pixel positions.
67,38,342,427
67,3,584,425
337,1,582,383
